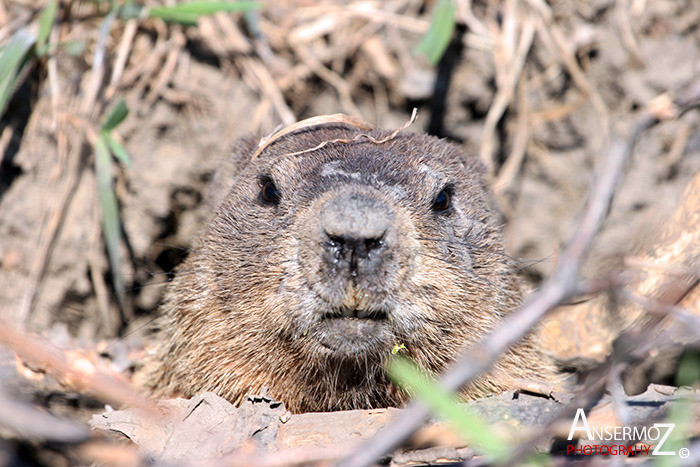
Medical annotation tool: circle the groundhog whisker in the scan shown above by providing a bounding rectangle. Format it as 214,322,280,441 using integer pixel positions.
262,258,295,267
415,252,510,293
510,256,551,274
418,235,553,278
415,236,545,266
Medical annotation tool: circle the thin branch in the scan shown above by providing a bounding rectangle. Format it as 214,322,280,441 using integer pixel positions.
0,389,90,443
338,79,700,467
0,320,157,416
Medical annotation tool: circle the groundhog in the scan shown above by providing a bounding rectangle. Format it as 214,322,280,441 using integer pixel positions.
141,115,555,413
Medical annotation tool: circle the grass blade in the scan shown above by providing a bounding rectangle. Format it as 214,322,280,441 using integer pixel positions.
0,69,18,118
37,0,58,51
0,29,36,84
100,98,129,132
0,29,36,117
388,357,509,461
151,0,261,14
148,1,262,25
95,135,125,303
414,0,456,65
104,133,133,169
61,40,86,56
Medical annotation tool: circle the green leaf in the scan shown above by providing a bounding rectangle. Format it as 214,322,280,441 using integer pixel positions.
414,0,456,65
37,0,58,51
148,1,262,25
149,10,199,26
388,357,509,461
60,40,87,56
118,1,143,20
0,29,36,118
95,135,125,298
654,394,694,467
152,0,261,14
0,72,18,119
676,351,700,388
100,98,129,132
104,133,133,169
0,29,36,85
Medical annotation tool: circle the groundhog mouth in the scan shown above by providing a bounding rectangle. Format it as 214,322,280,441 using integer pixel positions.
322,307,387,320
312,308,391,355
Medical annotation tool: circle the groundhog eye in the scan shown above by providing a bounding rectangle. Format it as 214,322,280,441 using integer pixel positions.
261,178,280,204
432,187,451,212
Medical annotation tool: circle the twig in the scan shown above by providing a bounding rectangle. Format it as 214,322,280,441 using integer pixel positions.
0,0,7,26
0,320,157,415
47,24,60,130
248,98,273,134
291,3,429,34
216,13,254,56
253,109,416,161
81,7,117,116
78,441,141,466
608,362,631,426
664,122,691,168
507,300,700,463
494,75,530,191
293,44,363,118
17,116,84,328
0,10,31,44
144,30,185,105
534,14,610,143
338,80,700,467
240,57,296,126
479,7,535,173
0,389,89,443
0,125,14,159
88,199,120,335
622,290,700,329
120,35,170,88
455,0,491,39
616,0,644,66
106,18,138,99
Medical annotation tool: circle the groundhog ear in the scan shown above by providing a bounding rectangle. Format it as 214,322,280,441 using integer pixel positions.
206,135,259,209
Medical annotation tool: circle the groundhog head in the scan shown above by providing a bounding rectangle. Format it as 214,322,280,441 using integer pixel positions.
144,117,552,412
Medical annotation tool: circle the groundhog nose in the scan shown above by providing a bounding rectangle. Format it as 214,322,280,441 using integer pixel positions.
324,234,385,261
321,193,393,239
320,193,394,271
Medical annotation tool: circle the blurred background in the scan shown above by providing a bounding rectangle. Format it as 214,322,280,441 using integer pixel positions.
1,1,700,464
0,0,698,358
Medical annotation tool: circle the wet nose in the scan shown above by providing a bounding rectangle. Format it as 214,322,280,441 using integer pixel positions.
320,193,393,274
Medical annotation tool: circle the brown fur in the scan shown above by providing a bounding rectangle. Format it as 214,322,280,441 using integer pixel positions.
140,123,555,413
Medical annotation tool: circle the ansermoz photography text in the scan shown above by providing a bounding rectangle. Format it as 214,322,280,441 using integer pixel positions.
566,408,690,458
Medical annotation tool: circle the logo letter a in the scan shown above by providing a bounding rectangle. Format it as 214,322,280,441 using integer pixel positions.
568,408,594,441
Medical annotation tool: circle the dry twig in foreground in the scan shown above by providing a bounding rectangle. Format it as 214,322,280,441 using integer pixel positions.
338,79,700,467
0,321,157,417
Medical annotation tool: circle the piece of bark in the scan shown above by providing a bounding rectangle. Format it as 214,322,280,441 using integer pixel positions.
90,386,697,464
89,392,285,463
542,170,700,362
